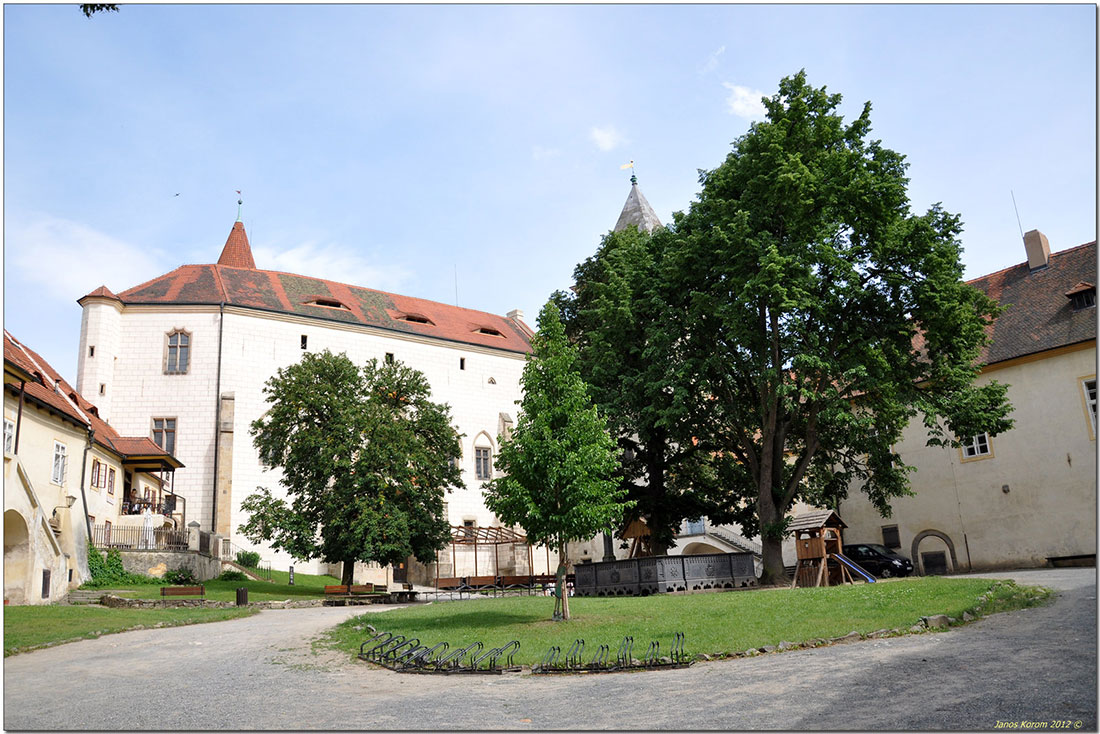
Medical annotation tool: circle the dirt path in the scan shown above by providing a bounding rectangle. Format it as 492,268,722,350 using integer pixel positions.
3,569,1094,730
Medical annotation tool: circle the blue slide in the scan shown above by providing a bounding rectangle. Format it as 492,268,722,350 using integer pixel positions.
833,553,876,583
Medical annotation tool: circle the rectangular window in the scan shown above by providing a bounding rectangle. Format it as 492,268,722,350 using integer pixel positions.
107,468,116,495
99,383,106,395
1078,378,1095,435
385,352,395,365
4,419,14,454
460,358,466,370
881,525,901,549
41,569,51,599
152,418,177,456
51,442,67,485
90,459,101,489
301,335,308,350
88,345,95,357
165,331,190,374
960,433,992,460
104,520,112,544
475,447,492,480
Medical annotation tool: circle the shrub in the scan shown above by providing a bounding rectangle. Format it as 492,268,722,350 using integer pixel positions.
83,547,161,588
218,570,248,582
235,550,261,568
165,568,198,585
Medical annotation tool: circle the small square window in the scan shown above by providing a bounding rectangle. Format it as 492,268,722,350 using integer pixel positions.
1083,378,1097,434
960,433,992,460
385,353,395,365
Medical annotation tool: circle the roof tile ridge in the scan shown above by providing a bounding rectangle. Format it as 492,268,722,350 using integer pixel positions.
212,264,230,303
966,240,1097,285
16,342,92,425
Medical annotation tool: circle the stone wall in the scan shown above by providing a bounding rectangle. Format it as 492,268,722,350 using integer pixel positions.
102,549,221,581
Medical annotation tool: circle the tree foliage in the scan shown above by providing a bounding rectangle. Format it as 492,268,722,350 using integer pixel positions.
551,226,724,554
658,71,1013,581
484,302,629,620
80,4,118,18
241,350,463,586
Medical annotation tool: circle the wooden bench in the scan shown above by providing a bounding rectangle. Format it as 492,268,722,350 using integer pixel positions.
324,584,350,596
435,577,464,590
161,585,205,597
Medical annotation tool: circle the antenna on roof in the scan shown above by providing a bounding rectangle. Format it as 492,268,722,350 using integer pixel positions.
1010,190,1025,243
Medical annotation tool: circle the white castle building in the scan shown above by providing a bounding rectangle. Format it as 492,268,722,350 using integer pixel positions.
75,214,532,578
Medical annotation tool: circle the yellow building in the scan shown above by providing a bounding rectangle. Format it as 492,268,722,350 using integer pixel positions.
4,331,182,604
840,233,1096,573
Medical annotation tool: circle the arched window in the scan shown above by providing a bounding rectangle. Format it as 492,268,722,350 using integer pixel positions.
165,330,191,374
473,432,494,480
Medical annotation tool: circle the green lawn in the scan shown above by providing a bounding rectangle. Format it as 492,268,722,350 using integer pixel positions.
322,577,1050,666
4,605,257,656
93,569,342,603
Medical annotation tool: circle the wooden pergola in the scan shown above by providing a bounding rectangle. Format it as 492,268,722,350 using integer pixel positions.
438,525,554,584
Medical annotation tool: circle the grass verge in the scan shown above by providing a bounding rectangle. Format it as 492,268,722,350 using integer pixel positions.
321,577,1051,666
4,605,257,656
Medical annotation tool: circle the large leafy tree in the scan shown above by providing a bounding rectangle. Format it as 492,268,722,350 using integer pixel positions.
662,71,1013,582
552,226,726,554
484,302,629,620
241,350,462,586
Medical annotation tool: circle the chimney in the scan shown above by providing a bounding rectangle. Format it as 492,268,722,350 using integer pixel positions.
1023,229,1051,271
506,309,524,321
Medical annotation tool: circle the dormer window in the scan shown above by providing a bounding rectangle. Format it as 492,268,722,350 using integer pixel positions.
397,313,435,326
474,326,503,337
303,298,350,311
165,330,190,374
1066,283,1096,311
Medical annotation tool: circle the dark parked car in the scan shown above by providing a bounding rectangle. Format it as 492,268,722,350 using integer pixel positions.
842,543,914,578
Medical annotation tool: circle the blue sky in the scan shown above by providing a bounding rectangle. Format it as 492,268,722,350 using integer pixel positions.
4,4,1096,385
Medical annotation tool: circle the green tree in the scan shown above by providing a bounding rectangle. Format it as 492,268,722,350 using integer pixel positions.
661,71,1013,582
241,350,463,586
80,4,118,17
552,225,725,554
483,302,629,620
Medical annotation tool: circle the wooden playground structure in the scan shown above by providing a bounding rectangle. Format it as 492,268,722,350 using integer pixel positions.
789,510,875,588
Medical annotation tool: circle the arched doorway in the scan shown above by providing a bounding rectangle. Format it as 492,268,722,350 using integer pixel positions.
910,529,960,576
4,510,31,604
681,541,726,555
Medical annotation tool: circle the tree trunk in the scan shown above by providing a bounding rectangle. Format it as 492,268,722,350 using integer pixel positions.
756,486,789,585
341,558,355,586
555,541,571,621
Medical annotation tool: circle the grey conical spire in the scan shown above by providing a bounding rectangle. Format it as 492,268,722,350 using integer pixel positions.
613,174,662,233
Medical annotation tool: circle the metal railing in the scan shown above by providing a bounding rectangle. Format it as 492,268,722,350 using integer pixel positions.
92,524,189,551
221,539,272,581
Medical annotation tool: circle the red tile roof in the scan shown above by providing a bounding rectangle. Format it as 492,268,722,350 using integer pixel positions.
97,221,532,354
82,285,121,301
3,331,181,466
968,241,1096,366
217,221,257,269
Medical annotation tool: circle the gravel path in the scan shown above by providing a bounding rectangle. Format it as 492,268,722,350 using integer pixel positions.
4,568,1095,731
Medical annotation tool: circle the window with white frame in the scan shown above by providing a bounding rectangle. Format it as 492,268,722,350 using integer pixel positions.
165,330,190,374
960,433,992,460
90,459,101,489
51,442,68,485
152,418,177,456
107,468,116,495
1083,378,1097,433
475,447,493,480
4,418,13,454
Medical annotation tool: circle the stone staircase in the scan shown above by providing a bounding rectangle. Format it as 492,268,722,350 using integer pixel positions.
66,589,106,605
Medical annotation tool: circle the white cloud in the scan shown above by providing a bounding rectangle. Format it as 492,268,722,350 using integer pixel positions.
723,83,768,119
8,215,167,301
531,145,561,161
700,45,726,74
253,240,412,294
589,125,627,152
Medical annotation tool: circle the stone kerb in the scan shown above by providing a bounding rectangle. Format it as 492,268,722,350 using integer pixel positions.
100,594,325,610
